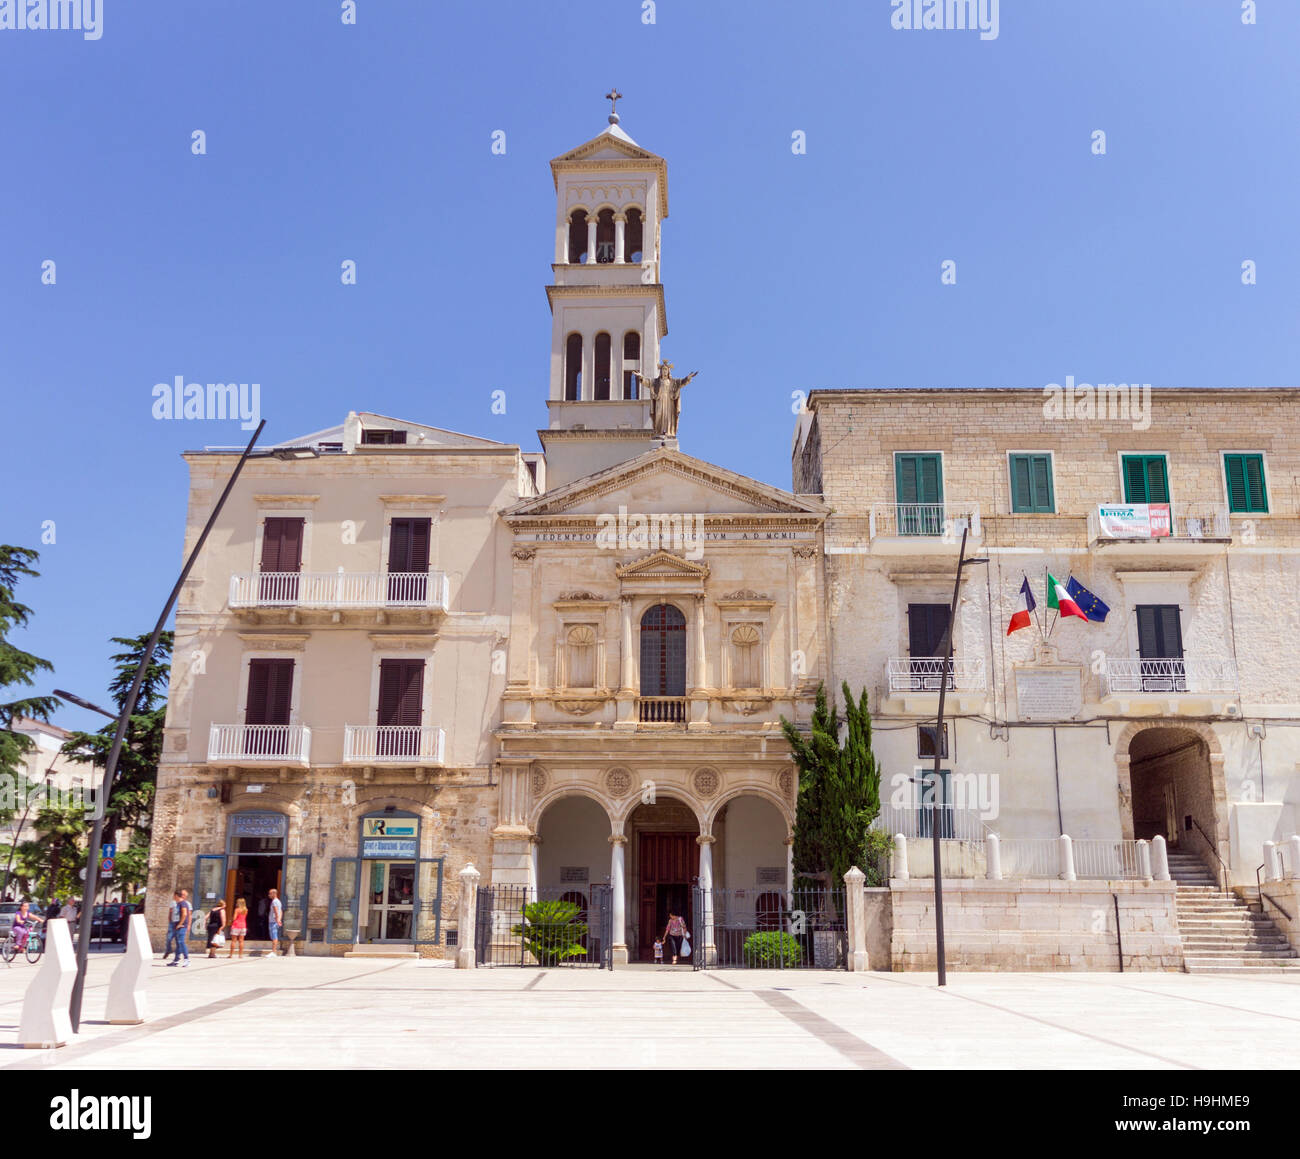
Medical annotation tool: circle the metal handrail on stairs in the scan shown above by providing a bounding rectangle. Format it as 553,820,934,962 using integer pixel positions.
1256,865,1295,923
1185,817,1229,892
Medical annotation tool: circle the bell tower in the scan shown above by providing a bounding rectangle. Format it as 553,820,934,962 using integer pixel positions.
540,93,670,489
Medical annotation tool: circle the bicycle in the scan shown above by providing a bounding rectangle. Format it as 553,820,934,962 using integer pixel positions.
1,927,43,965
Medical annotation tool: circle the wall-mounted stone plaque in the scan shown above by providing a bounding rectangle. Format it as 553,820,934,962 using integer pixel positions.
1014,668,1083,721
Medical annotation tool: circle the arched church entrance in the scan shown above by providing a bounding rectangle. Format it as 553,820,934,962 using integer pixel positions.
627,796,700,961
707,793,794,966
1127,726,1220,868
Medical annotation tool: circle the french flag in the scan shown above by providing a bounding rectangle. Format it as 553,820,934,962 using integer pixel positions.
1007,576,1036,636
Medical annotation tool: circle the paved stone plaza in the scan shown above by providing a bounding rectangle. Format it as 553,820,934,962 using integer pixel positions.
1,956,1298,1070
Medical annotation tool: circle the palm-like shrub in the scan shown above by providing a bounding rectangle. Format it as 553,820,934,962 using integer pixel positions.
511,900,589,966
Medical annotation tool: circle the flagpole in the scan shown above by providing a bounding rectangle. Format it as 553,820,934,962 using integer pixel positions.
1025,571,1045,639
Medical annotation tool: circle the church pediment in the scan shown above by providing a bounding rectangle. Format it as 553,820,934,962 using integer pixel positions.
503,449,828,520
615,551,710,580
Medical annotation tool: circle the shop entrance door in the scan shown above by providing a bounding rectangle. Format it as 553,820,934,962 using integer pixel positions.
361,861,415,942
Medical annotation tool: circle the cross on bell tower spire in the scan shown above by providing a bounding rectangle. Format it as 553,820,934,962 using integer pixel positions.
605,87,623,124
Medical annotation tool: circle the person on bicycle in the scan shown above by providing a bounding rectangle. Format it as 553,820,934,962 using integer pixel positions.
11,902,43,951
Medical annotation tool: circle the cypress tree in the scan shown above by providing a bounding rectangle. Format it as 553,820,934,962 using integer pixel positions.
780,680,882,887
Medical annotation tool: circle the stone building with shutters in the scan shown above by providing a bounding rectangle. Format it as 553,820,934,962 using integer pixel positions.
793,386,1300,967
145,413,530,954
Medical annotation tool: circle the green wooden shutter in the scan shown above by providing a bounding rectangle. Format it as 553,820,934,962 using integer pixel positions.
1010,454,1054,512
895,454,943,504
1122,455,1169,504
1224,454,1267,513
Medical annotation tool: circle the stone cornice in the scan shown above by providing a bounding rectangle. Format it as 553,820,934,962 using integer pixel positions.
545,283,668,338
252,494,319,506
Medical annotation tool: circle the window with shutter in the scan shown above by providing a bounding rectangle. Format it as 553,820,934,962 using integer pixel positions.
907,604,954,690
377,659,424,757
895,454,943,534
1121,455,1170,504
1136,605,1185,692
245,658,294,754
258,518,304,603
1009,454,1054,513
1223,454,1268,513
387,518,431,603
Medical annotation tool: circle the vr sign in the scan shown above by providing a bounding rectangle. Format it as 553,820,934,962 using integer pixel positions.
1097,503,1170,539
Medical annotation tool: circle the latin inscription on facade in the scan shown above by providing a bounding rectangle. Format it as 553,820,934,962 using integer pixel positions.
1014,669,1084,720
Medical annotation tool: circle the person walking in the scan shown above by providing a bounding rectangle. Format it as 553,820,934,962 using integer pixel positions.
164,891,180,959
228,898,248,958
266,888,283,957
661,909,690,966
205,898,227,959
168,890,192,967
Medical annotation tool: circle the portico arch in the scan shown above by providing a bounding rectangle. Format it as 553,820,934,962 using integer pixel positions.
1115,721,1227,873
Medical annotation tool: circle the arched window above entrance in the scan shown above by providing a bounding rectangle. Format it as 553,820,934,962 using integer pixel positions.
639,603,686,697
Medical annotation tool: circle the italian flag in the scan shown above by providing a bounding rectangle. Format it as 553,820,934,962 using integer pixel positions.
1047,572,1088,622
1006,577,1036,636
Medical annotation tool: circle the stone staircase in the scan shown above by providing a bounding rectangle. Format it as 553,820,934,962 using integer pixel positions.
1169,851,1300,973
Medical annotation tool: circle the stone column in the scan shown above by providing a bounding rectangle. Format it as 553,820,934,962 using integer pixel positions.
1059,834,1076,882
1151,834,1170,882
456,863,480,968
985,833,1001,880
586,218,597,265
693,593,707,687
697,834,716,965
503,547,536,728
1290,835,1300,881
615,595,637,729
844,866,867,971
529,835,540,891
1264,841,1281,882
688,593,709,729
1137,839,1152,882
614,213,626,263
892,834,909,882
791,545,819,691
785,837,795,900
610,834,628,965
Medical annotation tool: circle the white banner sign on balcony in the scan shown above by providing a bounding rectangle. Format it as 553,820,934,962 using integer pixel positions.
1096,503,1171,538
1014,668,1083,720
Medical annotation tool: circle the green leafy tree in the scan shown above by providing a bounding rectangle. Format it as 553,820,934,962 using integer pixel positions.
33,802,87,898
109,843,150,896
0,547,59,822
61,631,172,845
780,681,883,889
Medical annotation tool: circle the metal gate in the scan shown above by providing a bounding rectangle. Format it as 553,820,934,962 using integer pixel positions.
693,886,847,970
475,884,613,969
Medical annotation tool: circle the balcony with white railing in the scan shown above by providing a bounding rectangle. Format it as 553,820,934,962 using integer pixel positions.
883,655,988,712
874,802,990,843
343,725,446,765
228,570,449,613
208,724,311,765
1088,502,1231,553
865,502,981,553
1101,657,1239,711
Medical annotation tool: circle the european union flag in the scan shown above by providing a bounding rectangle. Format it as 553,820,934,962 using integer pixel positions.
1066,576,1110,622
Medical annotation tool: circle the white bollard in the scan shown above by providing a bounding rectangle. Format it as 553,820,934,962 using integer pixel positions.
1290,835,1300,881
1059,834,1076,882
1151,834,1170,882
1264,841,1282,882
106,914,153,1025
844,866,868,972
1137,839,1152,882
892,835,909,882
456,863,481,969
986,833,1002,880
19,917,76,1048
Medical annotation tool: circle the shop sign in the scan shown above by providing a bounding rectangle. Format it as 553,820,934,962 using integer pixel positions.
362,838,418,859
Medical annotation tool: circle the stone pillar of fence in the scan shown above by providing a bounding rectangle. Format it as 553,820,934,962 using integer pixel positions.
1136,839,1152,882
456,863,481,969
1058,834,1076,882
697,835,717,966
1264,841,1281,883
1151,834,1170,882
892,834,908,882
1290,835,1300,880
985,833,1002,880
844,866,868,972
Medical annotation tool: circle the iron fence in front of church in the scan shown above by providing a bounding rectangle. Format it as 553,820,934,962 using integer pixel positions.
475,883,613,969
692,886,847,970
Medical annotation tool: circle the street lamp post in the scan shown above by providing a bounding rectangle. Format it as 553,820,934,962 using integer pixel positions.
929,525,988,987
60,420,265,1031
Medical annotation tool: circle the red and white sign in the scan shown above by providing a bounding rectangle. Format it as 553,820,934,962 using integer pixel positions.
1097,504,1171,538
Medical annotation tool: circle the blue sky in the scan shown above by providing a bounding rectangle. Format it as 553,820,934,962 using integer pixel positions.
1,0,1296,731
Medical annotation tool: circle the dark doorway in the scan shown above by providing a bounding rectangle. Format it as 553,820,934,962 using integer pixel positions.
229,855,283,940
637,831,698,960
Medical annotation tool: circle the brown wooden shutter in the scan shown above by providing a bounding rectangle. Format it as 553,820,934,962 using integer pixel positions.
246,659,294,724
260,519,304,573
378,659,424,727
